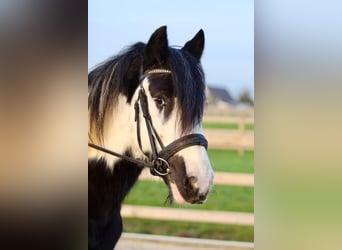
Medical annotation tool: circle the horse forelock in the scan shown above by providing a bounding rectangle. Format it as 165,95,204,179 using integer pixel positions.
168,49,206,134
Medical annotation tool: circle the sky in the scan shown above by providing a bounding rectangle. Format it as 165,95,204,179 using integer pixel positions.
88,0,254,99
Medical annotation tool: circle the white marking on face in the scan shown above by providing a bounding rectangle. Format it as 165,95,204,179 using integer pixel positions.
138,79,180,151
169,126,214,204
141,78,214,204
184,125,213,185
169,182,187,204
177,146,214,192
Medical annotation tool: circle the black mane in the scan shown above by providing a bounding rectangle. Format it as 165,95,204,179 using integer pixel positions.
88,42,206,141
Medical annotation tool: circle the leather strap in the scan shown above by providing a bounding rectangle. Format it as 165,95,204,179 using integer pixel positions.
88,142,154,169
159,134,208,161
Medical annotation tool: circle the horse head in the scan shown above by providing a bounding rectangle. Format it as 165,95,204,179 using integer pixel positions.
132,26,214,204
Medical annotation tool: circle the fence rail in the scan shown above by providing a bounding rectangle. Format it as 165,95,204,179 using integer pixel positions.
116,233,254,250
140,169,254,187
122,205,254,226
202,115,254,154
204,129,254,153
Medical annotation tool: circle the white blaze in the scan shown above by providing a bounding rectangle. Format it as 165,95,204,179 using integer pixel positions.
141,79,214,204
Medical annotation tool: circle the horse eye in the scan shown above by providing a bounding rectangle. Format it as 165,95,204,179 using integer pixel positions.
154,97,165,107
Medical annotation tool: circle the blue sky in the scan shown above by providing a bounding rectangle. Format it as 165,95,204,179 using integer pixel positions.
88,0,254,99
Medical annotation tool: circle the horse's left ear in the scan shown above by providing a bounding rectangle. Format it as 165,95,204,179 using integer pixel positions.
182,29,205,60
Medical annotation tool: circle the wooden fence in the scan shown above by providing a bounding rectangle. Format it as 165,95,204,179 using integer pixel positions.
203,115,254,154
139,169,254,187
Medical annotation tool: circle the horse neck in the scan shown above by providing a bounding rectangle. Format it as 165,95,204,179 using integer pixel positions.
89,94,141,167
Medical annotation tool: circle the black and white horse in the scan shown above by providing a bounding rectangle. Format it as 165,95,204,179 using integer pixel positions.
88,26,214,250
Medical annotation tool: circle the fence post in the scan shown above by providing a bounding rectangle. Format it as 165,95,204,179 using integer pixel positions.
239,117,245,134
238,117,245,156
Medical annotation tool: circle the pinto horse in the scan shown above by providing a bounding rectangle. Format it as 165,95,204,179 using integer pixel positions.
88,26,214,249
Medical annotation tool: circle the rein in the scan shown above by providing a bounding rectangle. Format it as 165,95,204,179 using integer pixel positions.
88,69,208,177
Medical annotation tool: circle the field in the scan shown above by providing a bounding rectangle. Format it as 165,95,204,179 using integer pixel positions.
124,181,254,213
122,149,254,242
123,218,254,242
203,122,254,130
208,149,254,173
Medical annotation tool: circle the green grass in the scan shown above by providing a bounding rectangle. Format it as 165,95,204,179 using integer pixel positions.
203,122,254,130
124,181,254,213
123,218,254,242
208,149,254,173
245,123,254,130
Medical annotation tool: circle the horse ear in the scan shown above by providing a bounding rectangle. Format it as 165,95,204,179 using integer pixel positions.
182,29,205,60
144,26,169,68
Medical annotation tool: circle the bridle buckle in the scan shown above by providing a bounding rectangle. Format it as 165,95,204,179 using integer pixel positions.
150,157,170,176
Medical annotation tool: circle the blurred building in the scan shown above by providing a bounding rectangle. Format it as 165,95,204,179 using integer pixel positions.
205,86,254,115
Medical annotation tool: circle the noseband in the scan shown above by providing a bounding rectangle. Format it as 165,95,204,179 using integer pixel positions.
88,69,208,177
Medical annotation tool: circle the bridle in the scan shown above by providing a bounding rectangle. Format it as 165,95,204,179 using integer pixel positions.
88,69,208,177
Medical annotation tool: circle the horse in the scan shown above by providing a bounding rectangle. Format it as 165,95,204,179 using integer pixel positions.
88,26,214,250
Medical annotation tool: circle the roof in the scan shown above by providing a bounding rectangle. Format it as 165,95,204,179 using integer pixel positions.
207,86,235,105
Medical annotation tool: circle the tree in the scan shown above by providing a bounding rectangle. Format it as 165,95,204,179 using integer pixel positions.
238,89,254,106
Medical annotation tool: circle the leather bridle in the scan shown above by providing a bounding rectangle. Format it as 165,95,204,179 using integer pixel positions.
88,69,208,177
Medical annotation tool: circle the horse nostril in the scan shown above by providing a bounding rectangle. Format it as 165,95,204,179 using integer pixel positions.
191,193,207,204
188,176,198,186
198,190,209,201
